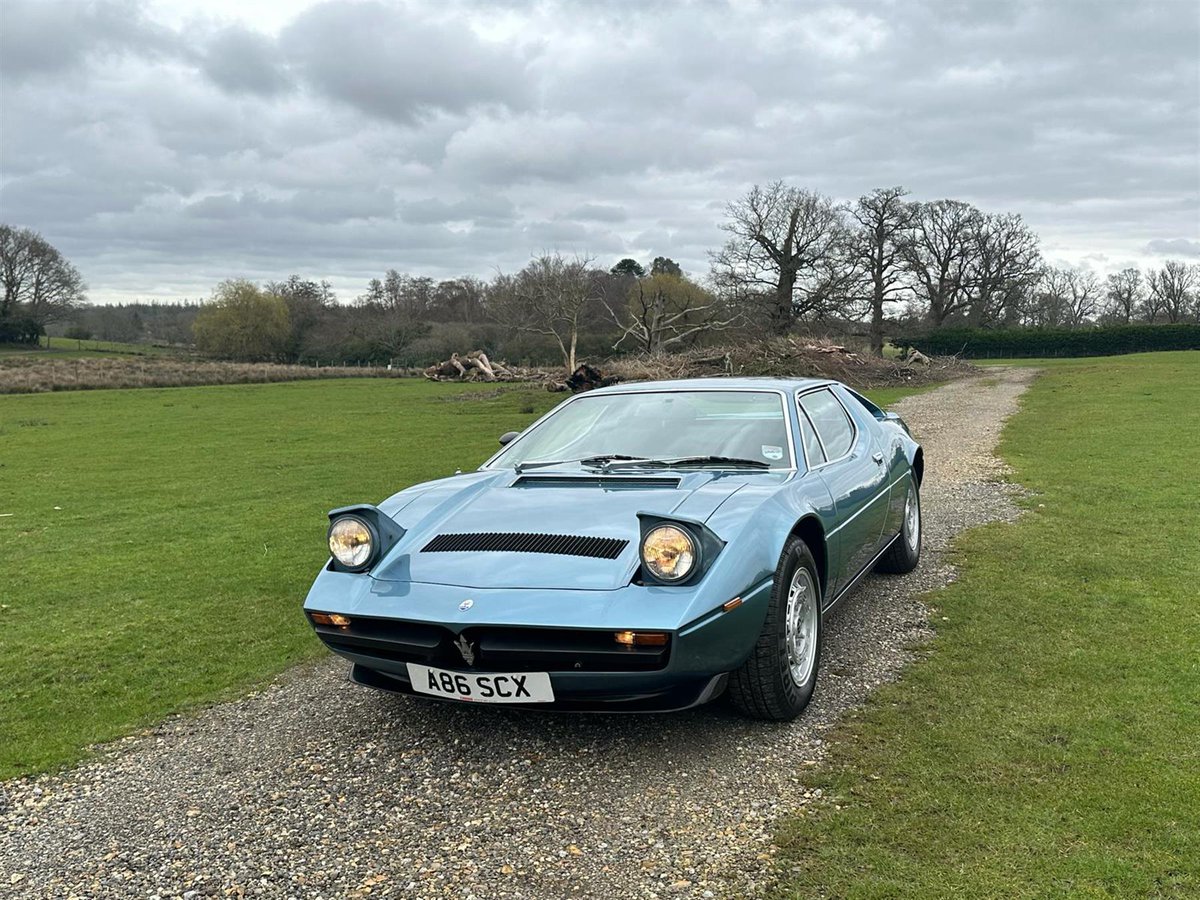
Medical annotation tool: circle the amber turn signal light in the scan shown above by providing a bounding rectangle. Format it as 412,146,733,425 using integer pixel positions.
311,612,352,627
614,630,669,647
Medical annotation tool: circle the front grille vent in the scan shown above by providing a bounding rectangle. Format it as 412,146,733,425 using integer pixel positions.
421,532,628,560
512,475,681,490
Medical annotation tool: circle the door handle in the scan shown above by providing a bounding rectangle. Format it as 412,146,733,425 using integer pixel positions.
872,451,885,465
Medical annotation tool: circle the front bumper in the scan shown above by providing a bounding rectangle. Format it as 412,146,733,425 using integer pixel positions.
349,662,729,712
304,574,773,712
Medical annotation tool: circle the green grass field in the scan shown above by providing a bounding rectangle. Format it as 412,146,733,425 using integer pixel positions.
0,379,920,778
0,336,180,359
776,351,1200,897
0,380,562,777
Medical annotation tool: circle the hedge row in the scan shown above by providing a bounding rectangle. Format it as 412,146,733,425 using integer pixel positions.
0,317,45,345
894,324,1200,358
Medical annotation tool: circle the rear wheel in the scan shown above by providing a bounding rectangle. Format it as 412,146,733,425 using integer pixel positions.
728,537,823,721
876,478,921,574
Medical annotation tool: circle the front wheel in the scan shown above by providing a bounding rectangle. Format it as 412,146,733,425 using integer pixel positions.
876,478,921,574
728,537,823,721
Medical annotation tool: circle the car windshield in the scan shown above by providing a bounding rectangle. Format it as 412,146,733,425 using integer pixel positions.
493,390,792,469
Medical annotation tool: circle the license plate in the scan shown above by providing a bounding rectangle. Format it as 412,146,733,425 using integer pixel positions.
405,663,555,704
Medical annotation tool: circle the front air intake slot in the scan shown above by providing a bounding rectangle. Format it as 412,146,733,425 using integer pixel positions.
512,475,681,489
421,532,628,560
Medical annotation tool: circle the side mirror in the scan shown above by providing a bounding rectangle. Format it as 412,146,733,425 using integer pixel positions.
498,431,519,446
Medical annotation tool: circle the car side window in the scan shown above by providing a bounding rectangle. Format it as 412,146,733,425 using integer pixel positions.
799,390,855,462
797,406,826,466
844,387,885,421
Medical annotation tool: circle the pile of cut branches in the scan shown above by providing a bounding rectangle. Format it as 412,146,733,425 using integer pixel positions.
422,351,544,383
605,338,975,389
423,352,624,394
421,338,974,395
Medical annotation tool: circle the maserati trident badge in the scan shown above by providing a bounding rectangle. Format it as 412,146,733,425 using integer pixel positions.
458,598,474,611
454,635,476,666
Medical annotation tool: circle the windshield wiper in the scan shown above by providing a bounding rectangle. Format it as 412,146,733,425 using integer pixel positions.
514,454,648,473
602,455,772,470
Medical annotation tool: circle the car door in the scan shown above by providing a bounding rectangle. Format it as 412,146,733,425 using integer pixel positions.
838,386,911,540
797,388,890,599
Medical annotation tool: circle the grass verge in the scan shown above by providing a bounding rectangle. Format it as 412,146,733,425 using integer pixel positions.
1,379,920,778
0,379,561,777
774,351,1200,897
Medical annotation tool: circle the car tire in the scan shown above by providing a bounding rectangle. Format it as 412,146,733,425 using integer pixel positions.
728,537,823,721
876,477,922,574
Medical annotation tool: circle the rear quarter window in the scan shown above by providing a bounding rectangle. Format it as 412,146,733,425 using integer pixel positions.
844,387,885,421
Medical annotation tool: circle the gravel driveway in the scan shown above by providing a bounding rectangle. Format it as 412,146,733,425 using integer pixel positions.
0,368,1036,900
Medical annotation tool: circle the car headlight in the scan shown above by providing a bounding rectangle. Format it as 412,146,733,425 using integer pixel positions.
641,524,697,582
328,516,375,570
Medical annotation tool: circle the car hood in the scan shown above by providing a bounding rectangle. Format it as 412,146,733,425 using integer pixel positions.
371,467,785,590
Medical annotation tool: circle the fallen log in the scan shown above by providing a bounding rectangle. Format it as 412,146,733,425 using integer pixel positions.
423,354,470,381
424,350,538,382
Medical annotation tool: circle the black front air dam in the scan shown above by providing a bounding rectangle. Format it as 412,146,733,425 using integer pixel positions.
349,663,727,713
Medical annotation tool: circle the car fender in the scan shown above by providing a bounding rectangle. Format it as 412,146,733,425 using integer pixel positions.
696,475,838,629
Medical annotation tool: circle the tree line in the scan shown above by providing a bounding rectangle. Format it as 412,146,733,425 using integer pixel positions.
183,258,723,369
3,183,1198,365
712,184,1199,353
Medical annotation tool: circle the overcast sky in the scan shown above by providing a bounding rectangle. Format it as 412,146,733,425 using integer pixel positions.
2,0,1198,304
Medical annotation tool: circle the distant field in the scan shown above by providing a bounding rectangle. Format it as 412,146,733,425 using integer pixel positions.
0,379,925,777
0,354,405,394
776,351,1200,897
0,337,181,359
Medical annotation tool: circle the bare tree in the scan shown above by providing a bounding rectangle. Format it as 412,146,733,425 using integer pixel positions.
490,253,601,371
0,225,87,326
1020,267,1062,328
966,213,1041,327
710,182,847,334
350,271,438,362
1024,267,1099,328
847,186,911,355
1147,260,1198,323
1064,270,1101,327
362,270,435,319
605,272,739,353
900,199,980,326
1103,268,1143,324
430,277,486,323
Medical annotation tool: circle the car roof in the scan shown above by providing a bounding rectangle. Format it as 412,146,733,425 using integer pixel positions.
585,375,835,395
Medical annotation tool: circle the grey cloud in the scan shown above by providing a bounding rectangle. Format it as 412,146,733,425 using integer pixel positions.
1145,238,1200,258
0,0,177,78
565,204,628,223
0,171,155,221
400,196,518,226
1,0,1196,302
200,25,291,96
184,188,395,223
278,1,532,123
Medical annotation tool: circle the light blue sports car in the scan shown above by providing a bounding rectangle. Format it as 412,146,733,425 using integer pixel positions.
304,377,923,720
